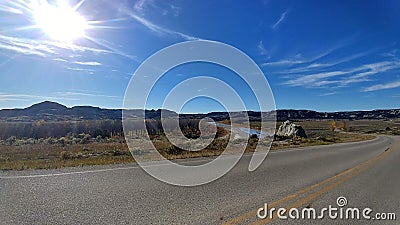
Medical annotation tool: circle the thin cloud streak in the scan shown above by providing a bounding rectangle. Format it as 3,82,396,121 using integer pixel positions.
134,0,180,17
319,92,338,96
0,34,54,57
262,59,304,67
0,42,46,57
284,71,347,87
363,80,400,92
0,90,122,104
73,61,102,66
258,40,267,55
0,1,28,15
279,51,370,74
134,0,147,12
262,47,337,67
83,35,138,60
272,10,288,30
0,93,78,102
124,10,200,41
53,58,102,66
55,91,121,99
66,67,96,73
262,40,374,71
283,60,400,88
0,34,112,58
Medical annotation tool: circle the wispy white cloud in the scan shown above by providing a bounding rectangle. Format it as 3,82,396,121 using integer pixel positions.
262,59,304,67
0,42,45,57
0,90,122,103
306,63,329,68
264,45,399,91
339,77,372,86
82,36,138,60
258,40,267,55
73,61,102,66
134,0,180,17
65,67,96,75
0,93,78,102
0,34,54,57
0,5,23,14
341,61,399,86
272,10,288,30
53,58,68,62
319,92,338,96
0,1,27,15
134,0,148,12
262,48,336,68
283,60,400,88
262,41,373,72
54,91,121,99
381,49,399,58
168,4,181,17
0,34,113,58
124,9,199,41
53,58,102,66
281,52,366,73
284,71,347,87
363,80,400,92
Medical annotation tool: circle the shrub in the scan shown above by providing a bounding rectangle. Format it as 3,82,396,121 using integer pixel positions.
57,137,67,146
60,151,73,160
166,146,184,155
4,136,17,146
44,137,57,145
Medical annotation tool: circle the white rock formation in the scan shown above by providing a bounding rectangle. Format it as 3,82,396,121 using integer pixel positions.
276,120,307,138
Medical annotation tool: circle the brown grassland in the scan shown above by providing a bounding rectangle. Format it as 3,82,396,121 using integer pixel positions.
1,119,398,170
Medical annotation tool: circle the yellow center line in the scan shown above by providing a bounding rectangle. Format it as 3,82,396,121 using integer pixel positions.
223,139,399,225
250,146,394,225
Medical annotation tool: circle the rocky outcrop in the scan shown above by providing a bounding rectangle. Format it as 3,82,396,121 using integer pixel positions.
276,120,307,138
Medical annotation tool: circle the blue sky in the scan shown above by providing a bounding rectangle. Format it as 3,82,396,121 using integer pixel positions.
0,0,400,112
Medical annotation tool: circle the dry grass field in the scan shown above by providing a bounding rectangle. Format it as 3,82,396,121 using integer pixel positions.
1,119,397,170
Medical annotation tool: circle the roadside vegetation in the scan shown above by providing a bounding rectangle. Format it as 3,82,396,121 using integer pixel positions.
1,118,394,170
0,135,133,170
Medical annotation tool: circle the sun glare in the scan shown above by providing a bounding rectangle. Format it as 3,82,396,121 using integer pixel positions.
32,1,88,43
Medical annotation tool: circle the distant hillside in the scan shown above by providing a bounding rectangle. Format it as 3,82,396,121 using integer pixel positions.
185,109,400,121
0,101,399,122
0,101,122,122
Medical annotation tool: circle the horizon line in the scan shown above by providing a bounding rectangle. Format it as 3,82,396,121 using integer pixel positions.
0,100,399,114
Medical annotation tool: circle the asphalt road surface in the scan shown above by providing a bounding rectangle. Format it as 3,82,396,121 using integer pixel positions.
1,135,399,224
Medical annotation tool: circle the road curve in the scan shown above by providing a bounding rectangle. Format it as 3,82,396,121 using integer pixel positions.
1,135,399,225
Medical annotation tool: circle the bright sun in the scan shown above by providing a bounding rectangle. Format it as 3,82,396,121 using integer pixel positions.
33,1,88,43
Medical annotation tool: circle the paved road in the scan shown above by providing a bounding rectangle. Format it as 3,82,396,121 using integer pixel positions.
1,136,399,224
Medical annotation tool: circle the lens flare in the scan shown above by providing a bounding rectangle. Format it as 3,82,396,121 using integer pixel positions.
32,0,88,43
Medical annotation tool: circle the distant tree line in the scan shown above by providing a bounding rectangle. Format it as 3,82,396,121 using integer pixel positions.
0,119,224,140
0,120,123,139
